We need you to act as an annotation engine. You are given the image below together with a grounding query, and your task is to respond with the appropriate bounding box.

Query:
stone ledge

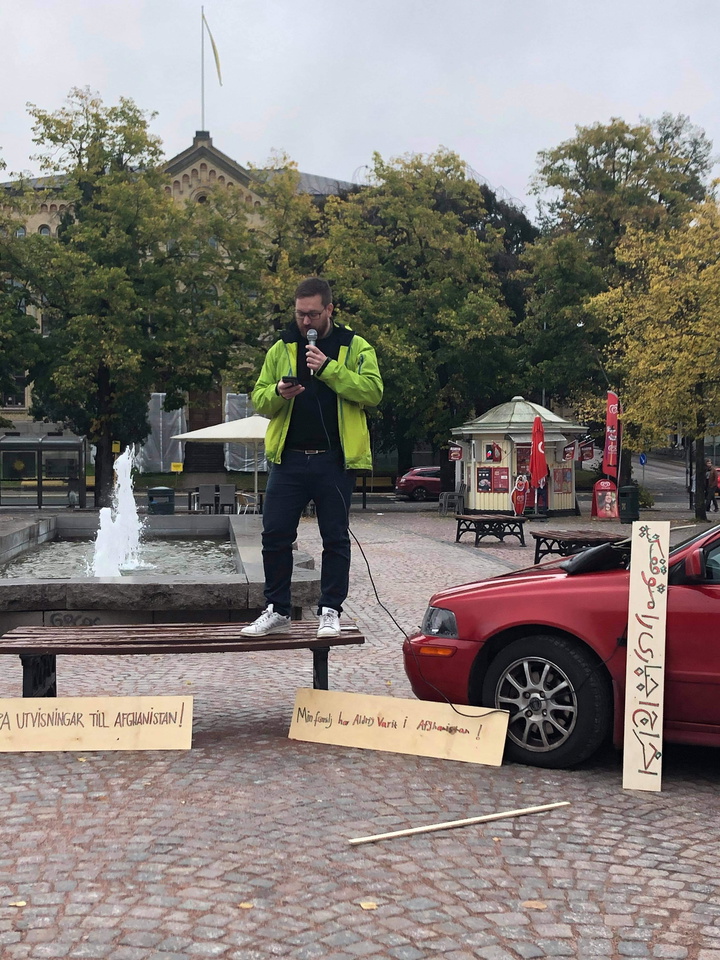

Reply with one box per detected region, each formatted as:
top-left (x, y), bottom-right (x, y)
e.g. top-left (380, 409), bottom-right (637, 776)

top-left (0, 516), bottom-right (321, 633)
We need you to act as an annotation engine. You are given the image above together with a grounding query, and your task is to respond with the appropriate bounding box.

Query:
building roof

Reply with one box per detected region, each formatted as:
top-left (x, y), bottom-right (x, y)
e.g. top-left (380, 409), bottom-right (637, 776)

top-left (451, 395), bottom-right (586, 442)
top-left (295, 172), bottom-right (356, 196)
top-left (1, 174), bottom-right (66, 193)
top-left (164, 131), bottom-right (254, 188)
top-left (165, 131), bottom-right (357, 197)
top-left (3, 131), bottom-right (359, 200)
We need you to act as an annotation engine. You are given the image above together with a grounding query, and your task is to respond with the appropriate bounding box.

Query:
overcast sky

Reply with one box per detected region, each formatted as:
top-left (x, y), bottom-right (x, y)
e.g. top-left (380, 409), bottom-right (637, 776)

top-left (2, 0), bottom-right (718, 219)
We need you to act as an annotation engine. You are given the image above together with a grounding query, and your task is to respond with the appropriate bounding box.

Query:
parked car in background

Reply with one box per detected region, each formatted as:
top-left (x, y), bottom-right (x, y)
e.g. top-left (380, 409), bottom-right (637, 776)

top-left (395, 467), bottom-right (441, 502)
top-left (403, 526), bottom-right (720, 768)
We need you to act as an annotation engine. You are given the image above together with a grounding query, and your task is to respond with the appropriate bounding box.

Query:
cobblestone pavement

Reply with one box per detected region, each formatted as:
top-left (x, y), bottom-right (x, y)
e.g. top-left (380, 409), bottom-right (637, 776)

top-left (2, 507), bottom-right (720, 960)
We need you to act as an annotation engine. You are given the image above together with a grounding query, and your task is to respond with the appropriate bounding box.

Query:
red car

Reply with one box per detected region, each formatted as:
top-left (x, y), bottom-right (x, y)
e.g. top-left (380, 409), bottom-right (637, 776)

top-left (403, 526), bottom-right (720, 768)
top-left (395, 467), bottom-right (441, 501)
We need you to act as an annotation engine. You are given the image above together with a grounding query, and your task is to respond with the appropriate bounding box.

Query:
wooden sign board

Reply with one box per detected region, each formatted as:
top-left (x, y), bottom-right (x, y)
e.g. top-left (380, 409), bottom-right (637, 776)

top-left (0, 697), bottom-right (193, 752)
top-left (622, 521), bottom-right (670, 791)
top-left (289, 689), bottom-right (508, 766)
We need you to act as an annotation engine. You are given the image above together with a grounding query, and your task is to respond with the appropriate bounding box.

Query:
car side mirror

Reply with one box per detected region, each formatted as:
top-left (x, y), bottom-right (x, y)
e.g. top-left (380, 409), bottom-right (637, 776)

top-left (685, 547), bottom-right (706, 581)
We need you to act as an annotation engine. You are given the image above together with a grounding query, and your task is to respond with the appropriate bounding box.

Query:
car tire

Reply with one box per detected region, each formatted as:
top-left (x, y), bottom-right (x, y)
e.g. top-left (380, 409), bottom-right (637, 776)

top-left (411, 487), bottom-right (428, 502)
top-left (481, 634), bottom-right (612, 769)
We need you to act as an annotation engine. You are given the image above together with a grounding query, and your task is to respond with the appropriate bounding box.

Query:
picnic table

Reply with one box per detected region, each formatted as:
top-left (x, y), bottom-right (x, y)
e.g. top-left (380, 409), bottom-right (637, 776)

top-left (531, 529), bottom-right (627, 564)
top-left (455, 514), bottom-right (526, 547)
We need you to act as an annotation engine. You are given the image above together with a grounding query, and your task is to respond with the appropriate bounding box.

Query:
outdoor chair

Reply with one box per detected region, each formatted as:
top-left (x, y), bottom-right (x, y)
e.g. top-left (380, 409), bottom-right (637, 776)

top-left (195, 484), bottom-right (217, 514)
top-left (438, 482), bottom-right (467, 517)
top-left (236, 492), bottom-right (259, 514)
top-left (217, 485), bottom-right (237, 514)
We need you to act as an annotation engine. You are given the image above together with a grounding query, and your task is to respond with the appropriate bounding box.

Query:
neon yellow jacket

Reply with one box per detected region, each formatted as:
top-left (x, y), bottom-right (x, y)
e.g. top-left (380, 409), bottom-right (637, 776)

top-left (252, 323), bottom-right (383, 470)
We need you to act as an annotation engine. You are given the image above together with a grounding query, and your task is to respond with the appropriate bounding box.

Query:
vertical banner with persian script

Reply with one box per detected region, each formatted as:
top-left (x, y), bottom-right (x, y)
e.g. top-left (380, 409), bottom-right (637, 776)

top-left (622, 521), bottom-right (670, 791)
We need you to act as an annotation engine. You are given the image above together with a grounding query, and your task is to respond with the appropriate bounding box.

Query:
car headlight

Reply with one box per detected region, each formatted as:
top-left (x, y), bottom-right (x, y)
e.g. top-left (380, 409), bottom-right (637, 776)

top-left (421, 606), bottom-right (458, 638)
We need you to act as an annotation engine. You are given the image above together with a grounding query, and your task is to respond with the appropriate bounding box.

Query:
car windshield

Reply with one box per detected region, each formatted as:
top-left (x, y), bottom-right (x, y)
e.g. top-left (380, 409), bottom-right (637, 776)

top-left (560, 522), bottom-right (720, 576)
top-left (669, 522), bottom-right (720, 553)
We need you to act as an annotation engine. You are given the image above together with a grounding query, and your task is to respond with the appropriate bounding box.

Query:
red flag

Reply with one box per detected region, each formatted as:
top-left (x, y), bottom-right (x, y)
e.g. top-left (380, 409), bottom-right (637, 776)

top-left (602, 392), bottom-right (620, 478)
top-left (529, 416), bottom-right (548, 489)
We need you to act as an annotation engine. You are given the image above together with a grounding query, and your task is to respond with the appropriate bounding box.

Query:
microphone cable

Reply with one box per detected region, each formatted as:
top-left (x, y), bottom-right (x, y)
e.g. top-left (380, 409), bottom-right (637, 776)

top-left (307, 374), bottom-right (507, 723)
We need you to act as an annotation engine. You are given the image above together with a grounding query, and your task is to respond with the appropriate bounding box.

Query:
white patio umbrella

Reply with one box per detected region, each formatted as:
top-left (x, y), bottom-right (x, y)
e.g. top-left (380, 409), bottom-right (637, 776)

top-left (172, 415), bottom-right (269, 500)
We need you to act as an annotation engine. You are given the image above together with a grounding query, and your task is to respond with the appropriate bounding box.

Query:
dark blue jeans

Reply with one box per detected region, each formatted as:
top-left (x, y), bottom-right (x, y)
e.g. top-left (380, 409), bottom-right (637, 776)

top-left (261, 449), bottom-right (356, 616)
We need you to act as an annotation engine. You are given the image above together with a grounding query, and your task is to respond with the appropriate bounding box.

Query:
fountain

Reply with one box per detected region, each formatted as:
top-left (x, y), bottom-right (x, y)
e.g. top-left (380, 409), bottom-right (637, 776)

top-left (0, 453), bottom-right (320, 636)
top-left (92, 448), bottom-right (146, 577)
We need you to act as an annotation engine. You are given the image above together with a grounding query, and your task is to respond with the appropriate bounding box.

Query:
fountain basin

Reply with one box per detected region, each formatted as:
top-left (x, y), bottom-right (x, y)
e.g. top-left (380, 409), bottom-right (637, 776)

top-left (0, 514), bottom-right (319, 635)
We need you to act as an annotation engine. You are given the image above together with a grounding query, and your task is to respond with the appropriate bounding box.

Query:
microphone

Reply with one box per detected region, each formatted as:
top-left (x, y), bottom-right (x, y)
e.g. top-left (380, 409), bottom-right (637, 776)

top-left (306, 328), bottom-right (317, 375)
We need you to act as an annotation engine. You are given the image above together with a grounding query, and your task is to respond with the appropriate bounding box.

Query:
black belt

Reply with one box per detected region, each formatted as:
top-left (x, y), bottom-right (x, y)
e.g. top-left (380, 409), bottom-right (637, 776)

top-left (287, 448), bottom-right (329, 455)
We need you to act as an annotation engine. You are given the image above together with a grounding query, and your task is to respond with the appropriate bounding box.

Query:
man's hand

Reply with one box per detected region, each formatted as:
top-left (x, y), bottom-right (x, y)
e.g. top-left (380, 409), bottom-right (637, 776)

top-left (277, 380), bottom-right (304, 400)
top-left (306, 342), bottom-right (327, 374)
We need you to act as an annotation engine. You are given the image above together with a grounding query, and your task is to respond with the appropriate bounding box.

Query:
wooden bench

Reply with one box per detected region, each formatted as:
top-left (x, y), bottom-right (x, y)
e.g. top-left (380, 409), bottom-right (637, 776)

top-left (531, 529), bottom-right (627, 564)
top-left (455, 514), bottom-right (526, 547)
top-left (0, 622), bottom-right (364, 698)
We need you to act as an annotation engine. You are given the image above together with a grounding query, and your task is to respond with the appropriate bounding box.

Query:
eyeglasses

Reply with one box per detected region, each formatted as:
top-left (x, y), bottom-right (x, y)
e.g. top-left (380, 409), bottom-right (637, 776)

top-left (295, 309), bottom-right (325, 321)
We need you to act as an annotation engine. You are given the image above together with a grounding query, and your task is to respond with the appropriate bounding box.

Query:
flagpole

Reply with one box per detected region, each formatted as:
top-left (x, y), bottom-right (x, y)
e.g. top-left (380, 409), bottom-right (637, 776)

top-left (201, 5), bottom-right (205, 130)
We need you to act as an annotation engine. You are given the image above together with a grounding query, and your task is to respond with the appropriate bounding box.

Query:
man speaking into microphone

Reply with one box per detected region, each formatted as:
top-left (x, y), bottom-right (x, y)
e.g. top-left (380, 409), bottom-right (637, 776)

top-left (242, 277), bottom-right (383, 639)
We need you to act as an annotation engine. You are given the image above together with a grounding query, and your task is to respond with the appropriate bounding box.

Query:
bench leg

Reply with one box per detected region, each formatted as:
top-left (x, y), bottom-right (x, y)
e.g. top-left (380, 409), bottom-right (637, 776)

top-left (20, 654), bottom-right (57, 698)
top-left (312, 647), bottom-right (329, 690)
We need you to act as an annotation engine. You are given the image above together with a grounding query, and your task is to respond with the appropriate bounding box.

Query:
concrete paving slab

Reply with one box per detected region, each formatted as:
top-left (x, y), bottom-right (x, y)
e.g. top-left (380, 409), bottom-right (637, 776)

top-left (0, 507), bottom-right (718, 960)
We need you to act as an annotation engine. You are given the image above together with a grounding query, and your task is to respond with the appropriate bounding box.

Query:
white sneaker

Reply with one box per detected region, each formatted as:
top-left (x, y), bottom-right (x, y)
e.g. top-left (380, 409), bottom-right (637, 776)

top-left (240, 604), bottom-right (292, 637)
top-left (317, 607), bottom-right (341, 639)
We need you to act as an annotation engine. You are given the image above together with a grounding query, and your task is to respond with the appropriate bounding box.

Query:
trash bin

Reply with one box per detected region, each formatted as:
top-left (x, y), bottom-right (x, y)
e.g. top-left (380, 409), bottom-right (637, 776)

top-left (147, 486), bottom-right (175, 515)
top-left (618, 485), bottom-right (640, 523)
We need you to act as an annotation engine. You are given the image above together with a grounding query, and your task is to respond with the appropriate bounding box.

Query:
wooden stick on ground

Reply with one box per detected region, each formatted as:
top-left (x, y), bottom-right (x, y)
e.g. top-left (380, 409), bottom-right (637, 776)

top-left (348, 800), bottom-right (570, 846)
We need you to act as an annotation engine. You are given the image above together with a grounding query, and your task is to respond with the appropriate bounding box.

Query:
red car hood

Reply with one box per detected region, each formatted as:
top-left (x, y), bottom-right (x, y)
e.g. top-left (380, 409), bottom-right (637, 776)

top-left (428, 561), bottom-right (572, 606)
top-left (427, 561), bottom-right (631, 650)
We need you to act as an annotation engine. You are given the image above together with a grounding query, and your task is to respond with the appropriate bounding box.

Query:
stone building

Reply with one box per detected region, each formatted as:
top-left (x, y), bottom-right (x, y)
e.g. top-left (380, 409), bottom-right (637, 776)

top-left (0, 130), bottom-right (354, 446)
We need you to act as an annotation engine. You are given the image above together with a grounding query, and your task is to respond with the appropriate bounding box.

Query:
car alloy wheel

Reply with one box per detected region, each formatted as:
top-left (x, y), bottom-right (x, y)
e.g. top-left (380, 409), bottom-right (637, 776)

top-left (411, 486), bottom-right (428, 501)
top-left (481, 634), bottom-right (612, 768)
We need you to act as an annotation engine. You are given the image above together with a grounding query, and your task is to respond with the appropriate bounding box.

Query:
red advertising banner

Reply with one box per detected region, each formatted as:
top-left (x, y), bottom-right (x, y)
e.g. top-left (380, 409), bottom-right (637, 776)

top-left (516, 444), bottom-right (531, 476)
top-left (563, 442), bottom-right (576, 461)
top-left (602, 391), bottom-right (621, 478)
top-left (591, 478), bottom-right (619, 519)
top-left (492, 467), bottom-right (509, 493)
top-left (448, 445), bottom-right (463, 461)
top-left (579, 440), bottom-right (595, 462)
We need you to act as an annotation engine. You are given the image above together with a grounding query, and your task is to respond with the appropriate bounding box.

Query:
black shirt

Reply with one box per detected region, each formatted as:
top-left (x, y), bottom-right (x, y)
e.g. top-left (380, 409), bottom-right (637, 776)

top-left (284, 326), bottom-right (342, 451)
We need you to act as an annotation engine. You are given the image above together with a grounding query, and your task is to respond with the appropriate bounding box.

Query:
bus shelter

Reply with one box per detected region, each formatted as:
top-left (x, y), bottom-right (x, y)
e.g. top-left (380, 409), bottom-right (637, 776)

top-left (0, 435), bottom-right (87, 509)
top-left (450, 396), bottom-right (586, 516)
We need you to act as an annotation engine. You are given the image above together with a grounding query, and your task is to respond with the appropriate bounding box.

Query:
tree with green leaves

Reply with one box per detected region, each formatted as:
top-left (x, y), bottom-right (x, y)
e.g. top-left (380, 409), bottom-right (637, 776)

top-left (1, 154), bottom-right (43, 427)
top-left (246, 155), bottom-right (327, 332)
top-left (591, 199), bottom-right (720, 518)
top-left (520, 114), bottom-right (714, 413)
top-left (0, 197), bottom-right (42, 427)
top-left (320, 149), bottom-right (514, 471)
top-left (224, 151), bottom-right (536, 473)
top-left (0, 88), bottom-right (258, 505)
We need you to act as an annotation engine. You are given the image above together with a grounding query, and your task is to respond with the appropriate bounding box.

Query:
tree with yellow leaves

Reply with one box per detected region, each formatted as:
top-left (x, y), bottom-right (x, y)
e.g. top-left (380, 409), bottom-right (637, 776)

top-left (591, 199), bottom-right (720, 518)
